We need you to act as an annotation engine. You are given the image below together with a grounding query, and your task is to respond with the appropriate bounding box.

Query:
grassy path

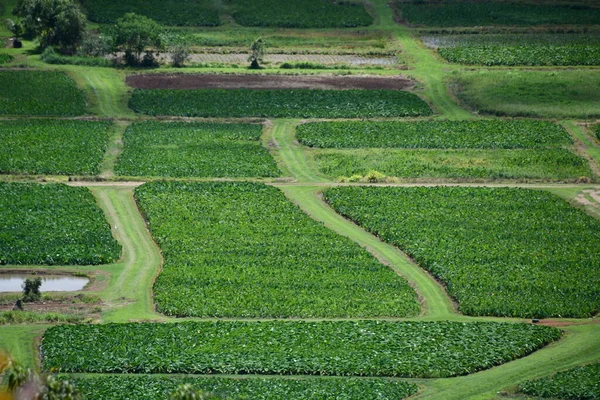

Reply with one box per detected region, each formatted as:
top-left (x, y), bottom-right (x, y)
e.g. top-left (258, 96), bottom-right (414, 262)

top-left (0, 325), bottom-right (49, 368)
top-left (99, 121), bottom-right (128, 178)
top-left (280, 185), bottom-right (455, 319)
top-left (90, 186), bottom-right (164, 322)
top-left (562, 120), bottom-right (600, 177)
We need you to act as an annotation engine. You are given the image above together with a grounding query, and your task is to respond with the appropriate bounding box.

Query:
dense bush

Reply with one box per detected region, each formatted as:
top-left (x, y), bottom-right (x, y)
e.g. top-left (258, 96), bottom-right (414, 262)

top-left (115, 121), bottom-right (279, 178)
top-left (519, 363), bottom-right (600, 399)
top-left (42, 320), bottom-right (561, 377)
top-left (324, 186), bottom-right (600, 318)
top-left (0, 54), bottom-right (13, 64)
top-left (135, 181), bottom-right (419, 318)
top-left (0, 183), bottom-right (121, 265)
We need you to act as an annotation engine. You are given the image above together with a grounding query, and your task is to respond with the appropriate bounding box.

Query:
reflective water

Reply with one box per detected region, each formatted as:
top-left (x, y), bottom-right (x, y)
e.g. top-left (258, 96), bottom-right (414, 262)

top-left (0, 275), bottom-right (89, 292)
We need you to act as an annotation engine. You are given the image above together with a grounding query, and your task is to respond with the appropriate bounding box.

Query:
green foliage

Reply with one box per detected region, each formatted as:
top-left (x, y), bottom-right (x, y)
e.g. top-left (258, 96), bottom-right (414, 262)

top-left (13, 0), bottom-right (87, 53)
top-left (324, 186), bottom-right (600, 318)
top-left (41, 320), bottom-right (561, 377)
top-left (69, 374), bottom-right (418, 400)
top-left (0, 183), bottom-right (121, 265)
top-left (135, 181), bottom-right (419, 318)
top-left (314, 148), bottom-right (592, 181)
top-left (519, 362), bottom-right (600, 399)
top-left (115, 121), bottom-right (279, 178)
top-left (169, 384), bottom-right (220, 400)
top-left (0, 311), bottom-right (84, 325)
top-left (22, 277), bottom-right (42, 302)
top-left (248, 37), bottom-right (265, 69)
top-left (0, 119), bottom-right (112, 175)
top-left (455, 70), bottom-right (600, 118)
top-left (42, 47), bottom-right (112, 67)
top-left (81, 0), bottom-right (220, 26)
top-left (113, 13), bottom-right (162, 65)
top-left (129, 89), bottom-right (432, 118)
top-left (229, 0), bottom-right (373, 28)
top-left (397, 1), bottom-right (600, 26)
top-left (0, 53), bottom-right (13, 64)
top-left (297, 120), bottom-right (572, 149)
top-left (0, 71), bottom-right (86, 116)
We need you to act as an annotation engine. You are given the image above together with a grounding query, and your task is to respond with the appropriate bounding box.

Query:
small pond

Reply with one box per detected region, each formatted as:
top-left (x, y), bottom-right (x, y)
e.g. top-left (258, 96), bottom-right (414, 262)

top-left (0, 275), bottom-right (89, 292)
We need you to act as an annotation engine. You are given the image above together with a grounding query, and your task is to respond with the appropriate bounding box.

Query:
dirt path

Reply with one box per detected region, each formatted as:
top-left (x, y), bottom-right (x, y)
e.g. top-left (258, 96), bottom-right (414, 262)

top-left (126, 73), bottom-right (416, 90)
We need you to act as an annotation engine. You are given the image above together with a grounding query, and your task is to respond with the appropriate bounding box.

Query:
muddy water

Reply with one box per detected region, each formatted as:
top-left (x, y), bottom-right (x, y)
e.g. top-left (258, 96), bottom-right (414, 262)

top-left (0, 275), bottom-right (89, 292)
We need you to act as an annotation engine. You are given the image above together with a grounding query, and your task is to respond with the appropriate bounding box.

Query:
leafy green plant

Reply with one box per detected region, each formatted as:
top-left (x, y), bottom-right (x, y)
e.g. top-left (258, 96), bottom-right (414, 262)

top-left (0, 54), bottom-right (13, 64)
top-left (0, 119), bottom-right (113, 175)
top-left (230, 0), bottom-right (373, 28)
top-left (68, 374), bottom-right (418, 400)
top-left (0, 183), bottom-right (121, 265)
top-left (518, 362), bottom-right (600, 399)
top-left (42, 321), bottom-right (561, 377)
top-left (22, 277), bottom-right (42, 302)
top-left (135, 181), bottom-right (419, 318)
top-left (116, 121), bottom-right (279, 178)
top-left (324, 186), bottom-right (600, 318)
top-left (129, 89), bottom-right (432, 118)
top-left (296, 120), bottom-right (573, 149)
top-left (0, 71), bottom-right (86, 116)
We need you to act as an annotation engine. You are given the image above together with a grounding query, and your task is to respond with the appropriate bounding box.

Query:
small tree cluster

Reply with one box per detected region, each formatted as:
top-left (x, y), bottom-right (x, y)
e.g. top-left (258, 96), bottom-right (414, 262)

top-left (113, 13), bottom-right (162, 67)
top-left (22, 277), bottom-right (42, 302)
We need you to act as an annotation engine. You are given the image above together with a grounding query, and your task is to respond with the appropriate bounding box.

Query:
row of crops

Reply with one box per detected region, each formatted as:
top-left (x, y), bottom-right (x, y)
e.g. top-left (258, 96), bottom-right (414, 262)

top-left (129, 89), bottom-right (433, 118)
top-left (0, 183), bottom-right (121, 265)
top-left (135, 181), bottom-right (419, 317)
top-left (395, 1), bottom-right (600, 26)
top-left (518, 362), bottom-right (600, 399)
top-left (323, 186), bottom-right (600, 318)
top-left (41, 321), bottom-right (561, 377)
top-left (81, 0), bottom-right (372, 27)
top-left (68, 375), bottom-right (419, 400)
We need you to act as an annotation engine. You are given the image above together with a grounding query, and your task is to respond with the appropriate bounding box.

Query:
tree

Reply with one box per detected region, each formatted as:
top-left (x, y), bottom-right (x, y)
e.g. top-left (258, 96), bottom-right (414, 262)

top-left (22, 277), bottom-right (42, 302)
top-left (113, 13), bottom-right (162, 66)
top-left (4, 18), bottom-right (23, 48)
top-left (248, 37), bottom-right (265, 69)
top-left (13, 0), bottom-right (87, 54)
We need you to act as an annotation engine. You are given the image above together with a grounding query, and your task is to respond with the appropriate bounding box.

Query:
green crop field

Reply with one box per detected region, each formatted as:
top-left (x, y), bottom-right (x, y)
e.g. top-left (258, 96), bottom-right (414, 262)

top-left (313, 148), bottom-right (592, 181)
top-left (135, 181), bottom-right (419, 317)
top-left (129, 89), bottom-right (432, 118)
top-left (69, 375), bottom-right (418, 400)
top-left (115, 121), bottom-right (280, 178)
top-left (324, 186), bottom-right (600, 318)
top-left (297, 120), bottom-right (573, 149)
top-left (0, 119), bottom-right (112, 175)
top-left (42, 321), bottom-right (561, 377)
top-left (395, 1), bottom-right (600, 26)
top-left (81, 0), bottom-right (220, 26)
top-left (0, 183), bottom-right (121, 265)
top-left (228, 0), bottom-right (373, 28)
top-left (0, 71), bottom-right (87, 116)
top-left (518, 362), bottom-right (600, 399)
top-left (454, 70), bottom-right (600, 118)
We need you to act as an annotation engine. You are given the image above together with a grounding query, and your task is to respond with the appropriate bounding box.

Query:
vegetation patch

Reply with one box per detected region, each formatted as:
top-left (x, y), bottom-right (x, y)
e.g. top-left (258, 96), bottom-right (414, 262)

top-left (0, 119), bottom-right (112, 175)
top-left (518, 362), bottom-right (600, 399)
top-left (0, 71), bottom-right (86, 116)
top-left (323, 186), bottom-right (600, 318)
top-left (69, 375), bottom-right (418, 400)
top-left (129, 89), bottom-right (432, 118)
top-left (0, 183), bottom-right (121, 265)
top-left (81, 0), bottom-right (220, 26)
top-left (314, 148), bottom-right (591, 181)
top-left (0, 53), bottom-right (13, 64)
top-left (135, 181), bottom-right (419, 318)
top-left (297, 120), bottom-right (572, 149)
top-left (42, 320), bottom-right (561, 377)
top-left (395, 1), bottom-right (600, 26)
top-left (115, 121), bottom-right (279, 178)
top-left (454, 70), bottom-right (600, 118)
top-left (229, 0), bottom-right (373, 28)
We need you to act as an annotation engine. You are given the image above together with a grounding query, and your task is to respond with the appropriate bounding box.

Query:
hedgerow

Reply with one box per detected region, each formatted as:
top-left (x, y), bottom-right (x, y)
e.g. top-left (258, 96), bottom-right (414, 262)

top-left (296, 120), bottom-right (572, 149)
top-left (115, 121), bottom-right (279, 178)
top-left (42, 320), bottom-right (561, 377)
top-left (0, 183), bottom-right (121, 265)
top-left (128, 89), bottom-right (432, 118)
top-left (81, 0), bottom-right (220, 26)
top-left (518, 362), bottom-right (600, 399)
top-left (134, 181), bottom-right (419, 318)
top-left (0, 71), bottom-right (86, 116)
top-left (324, 186), bottom-right (600, 318)
top-left (69, 375), bottom-right (418, 400)
top-left (229, 0), bottom-right (373, 28)
top-left (0, 119), bottom-right (112, 175)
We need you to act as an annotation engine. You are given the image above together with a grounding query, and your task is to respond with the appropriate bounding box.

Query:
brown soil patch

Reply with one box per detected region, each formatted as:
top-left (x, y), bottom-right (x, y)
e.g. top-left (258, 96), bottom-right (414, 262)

top-left (126, 73), bottom-right (416, 91)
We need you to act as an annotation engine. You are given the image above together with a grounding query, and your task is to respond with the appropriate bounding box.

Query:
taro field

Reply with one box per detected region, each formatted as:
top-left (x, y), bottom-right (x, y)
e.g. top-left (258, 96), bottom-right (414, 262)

top-left (2, 1), bottom-right (600, 399)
